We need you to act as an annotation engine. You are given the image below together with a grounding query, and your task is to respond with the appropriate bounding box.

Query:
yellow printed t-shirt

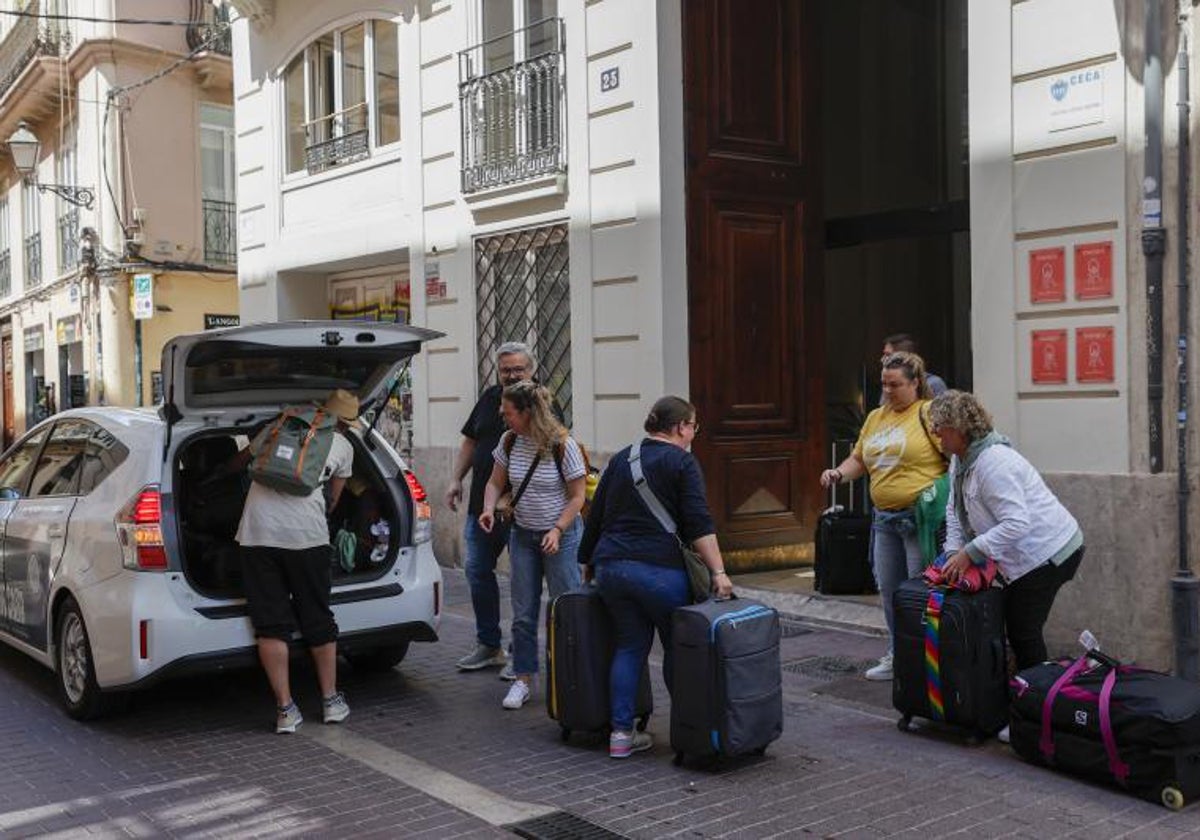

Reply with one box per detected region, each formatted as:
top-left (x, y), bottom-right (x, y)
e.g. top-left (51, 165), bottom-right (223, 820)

top-left (853, 400), bottom-right (946, 511)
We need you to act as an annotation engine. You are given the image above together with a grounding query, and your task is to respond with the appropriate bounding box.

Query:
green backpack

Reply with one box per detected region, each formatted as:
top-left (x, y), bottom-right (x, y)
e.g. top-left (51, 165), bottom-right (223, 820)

top-left (248, 406), bottom-right (337, 495)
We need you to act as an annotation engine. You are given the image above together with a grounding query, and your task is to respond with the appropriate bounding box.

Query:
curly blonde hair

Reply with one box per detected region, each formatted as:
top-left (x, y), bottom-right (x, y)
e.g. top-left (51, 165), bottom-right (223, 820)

top-left (927, 390), bottom-right (994, 443)
top-left (882, 351), bottom-right (932, 400)
top-left (502, 380), bottom-right (567, 455)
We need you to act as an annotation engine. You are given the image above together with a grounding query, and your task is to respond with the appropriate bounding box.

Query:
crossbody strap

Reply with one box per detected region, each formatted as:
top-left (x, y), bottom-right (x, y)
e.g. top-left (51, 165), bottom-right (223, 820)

top-left (629, 439), bottom-right (678, 535)
top-left (507, 433), bottom-right (543, 510)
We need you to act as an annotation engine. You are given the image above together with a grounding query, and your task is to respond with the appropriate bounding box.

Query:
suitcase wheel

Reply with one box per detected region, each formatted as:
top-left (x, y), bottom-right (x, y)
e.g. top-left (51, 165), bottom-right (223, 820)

top-left (636, 714), bottom-right (650, 733)
top-left (753, 746), bottom-right (767, 757)
top-left (1161, 786), bottom-right (1185, 811)
top-left (897, 715), bottom-right (913, 733)
top-left (559, 726), bottom-right (571, 743)
top-left (672, 751), bottom-right (684, 767)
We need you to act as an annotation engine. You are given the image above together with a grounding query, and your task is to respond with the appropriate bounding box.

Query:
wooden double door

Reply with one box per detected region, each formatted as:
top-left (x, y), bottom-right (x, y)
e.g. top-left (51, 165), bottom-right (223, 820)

top-left (683, 0), bottom-right (824, 552)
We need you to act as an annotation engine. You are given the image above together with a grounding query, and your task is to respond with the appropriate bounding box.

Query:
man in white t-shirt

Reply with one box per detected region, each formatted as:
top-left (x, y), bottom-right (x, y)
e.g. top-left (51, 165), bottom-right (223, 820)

top-left (235, 389), bottom-right (356, 733)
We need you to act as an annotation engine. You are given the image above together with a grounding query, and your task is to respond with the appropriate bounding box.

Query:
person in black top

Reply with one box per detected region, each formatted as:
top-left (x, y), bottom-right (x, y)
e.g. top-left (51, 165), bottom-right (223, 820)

top-left (445, 342), bottom-right (539, 672)
top-left (578, 395), bottom-right (733, 759)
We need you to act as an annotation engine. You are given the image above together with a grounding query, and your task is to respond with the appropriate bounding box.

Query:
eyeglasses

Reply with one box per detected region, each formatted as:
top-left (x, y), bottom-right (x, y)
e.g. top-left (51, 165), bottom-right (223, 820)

top-left (499, 365), bottom-right (528, 376)
top-left (683, 419), bottom-right (701, 434)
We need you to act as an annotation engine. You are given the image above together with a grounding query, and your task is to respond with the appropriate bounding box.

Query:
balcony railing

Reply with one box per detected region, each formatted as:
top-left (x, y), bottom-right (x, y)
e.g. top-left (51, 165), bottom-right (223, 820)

top-left (24, 232), bottom-right (40, 287)
top-left (203, 198), bottom-right (237, 264)
top-left (0, 249), bottom-right (10, 297)
top-left (0, 0), bottom-right (70, 102)
top-left (187, 3), bottom-right (231, 56)
top-left (57, 208), bottom-right (77, 272)
top-left (459, 19), bottom-right (566, 194)
top-left (303, 103), bottom-right (370, 174)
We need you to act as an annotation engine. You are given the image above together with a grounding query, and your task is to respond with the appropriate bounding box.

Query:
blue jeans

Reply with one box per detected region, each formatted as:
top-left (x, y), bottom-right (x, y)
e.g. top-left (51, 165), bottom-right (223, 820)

top-left (596, 560), bottom-right (689, 732)
top-left (872, 510), bottom-right (924, 644)
top-left (464, 517), bottom-right (510, 649)
top-left (509, 519), bottom-right (583, 675)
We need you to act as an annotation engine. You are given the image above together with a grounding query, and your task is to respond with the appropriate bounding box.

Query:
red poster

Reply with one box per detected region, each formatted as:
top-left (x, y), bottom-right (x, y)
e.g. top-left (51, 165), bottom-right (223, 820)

top-left (1076, 326), bottom-right (1115, 383)
top-left (1074, 241), bottom-right (1113, 300)
top-left (1031, 330), bottom-right (1068, 385)
top-left (1029, 247), bottom-right (1066, 303)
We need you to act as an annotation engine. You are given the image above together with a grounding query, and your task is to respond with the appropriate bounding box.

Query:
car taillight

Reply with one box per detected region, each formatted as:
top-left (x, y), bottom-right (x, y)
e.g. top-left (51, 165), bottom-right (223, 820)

top-left (404, 470), bottom-right (433, 544)
top-left (116, 485), bottom-right (169, 571)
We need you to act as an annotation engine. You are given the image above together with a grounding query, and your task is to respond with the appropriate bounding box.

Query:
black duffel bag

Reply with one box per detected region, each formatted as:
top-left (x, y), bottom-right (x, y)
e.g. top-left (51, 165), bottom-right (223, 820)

top-left (1009, 651), bottom-right (1200, 810)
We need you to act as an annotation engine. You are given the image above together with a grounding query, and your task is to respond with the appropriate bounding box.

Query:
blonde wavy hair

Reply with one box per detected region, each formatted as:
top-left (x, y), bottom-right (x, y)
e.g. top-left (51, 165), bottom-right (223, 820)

top-left (882, 351), bottom-right (933, 400)
top-left (927, 390), bottom-right (995, 443)
top-left (502, 380), bottom-right (567, 455)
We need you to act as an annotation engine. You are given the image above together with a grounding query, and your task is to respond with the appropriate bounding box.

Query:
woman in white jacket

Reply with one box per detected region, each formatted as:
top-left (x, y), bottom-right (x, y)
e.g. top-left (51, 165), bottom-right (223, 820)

top-left (927, 390), bottom-right (1085, 671)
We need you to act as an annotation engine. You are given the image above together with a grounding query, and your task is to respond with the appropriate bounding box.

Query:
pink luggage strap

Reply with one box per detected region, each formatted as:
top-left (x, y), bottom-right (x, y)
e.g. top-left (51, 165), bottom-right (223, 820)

top-left (1098, 666), bottom-right (1131, 786)
top-left (1039, 655), bottom-right (1130, 787)
top-left (1039, 656), bottom-right (1091, 760)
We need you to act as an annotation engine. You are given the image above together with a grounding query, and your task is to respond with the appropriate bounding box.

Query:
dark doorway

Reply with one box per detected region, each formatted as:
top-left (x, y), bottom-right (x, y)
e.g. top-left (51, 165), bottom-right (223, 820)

top-left (820, 0), bottom-right (971, 443)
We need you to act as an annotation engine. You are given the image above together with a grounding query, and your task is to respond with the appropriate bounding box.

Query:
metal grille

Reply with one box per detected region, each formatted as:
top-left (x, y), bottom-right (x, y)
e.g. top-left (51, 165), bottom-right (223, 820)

top-left (305, 128), bottom-right (369, 174)
top-left (475, 223), bottom-right (571, 425)
top-left (202, 199), bottom-right (237, 264)
top-left (507, 811), bottom-right (628, 840)
top-left (459, 19), bottom-right (566, 193)
top-left (57, 208), bottom-right (77, 272)
top-left (0, 249), bottom-right (10, 297)
top-left (24, 232), bottom-right (40, 287)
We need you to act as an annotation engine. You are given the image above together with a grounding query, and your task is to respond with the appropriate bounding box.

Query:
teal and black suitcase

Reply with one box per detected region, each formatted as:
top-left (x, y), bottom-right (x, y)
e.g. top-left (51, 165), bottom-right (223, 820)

top-left (669, 598), bottom-right (783, 766)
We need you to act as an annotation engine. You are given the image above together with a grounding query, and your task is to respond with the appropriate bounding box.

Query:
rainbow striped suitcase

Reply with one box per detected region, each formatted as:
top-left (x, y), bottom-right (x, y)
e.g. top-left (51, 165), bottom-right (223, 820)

top-left (892, 579), bottom-right (1008, 741)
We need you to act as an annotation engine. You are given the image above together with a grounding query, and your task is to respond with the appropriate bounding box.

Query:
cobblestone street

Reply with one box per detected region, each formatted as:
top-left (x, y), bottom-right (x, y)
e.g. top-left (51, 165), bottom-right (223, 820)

top-left (0, 570), bottom-right (1197, 839)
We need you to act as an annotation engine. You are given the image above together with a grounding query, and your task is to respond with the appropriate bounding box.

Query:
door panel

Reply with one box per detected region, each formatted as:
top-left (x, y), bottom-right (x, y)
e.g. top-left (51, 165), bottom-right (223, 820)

top-left (685, 0), bottom-right (822, 551)
top-left (3, 498), bottom-right (74, 650)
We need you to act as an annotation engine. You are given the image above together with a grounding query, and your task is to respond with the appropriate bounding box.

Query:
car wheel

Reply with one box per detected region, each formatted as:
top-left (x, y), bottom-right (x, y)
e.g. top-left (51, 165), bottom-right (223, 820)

top-left (56, 598), bottom-right (124, 720)
top-left (346, 642), bottom-right (410, 673)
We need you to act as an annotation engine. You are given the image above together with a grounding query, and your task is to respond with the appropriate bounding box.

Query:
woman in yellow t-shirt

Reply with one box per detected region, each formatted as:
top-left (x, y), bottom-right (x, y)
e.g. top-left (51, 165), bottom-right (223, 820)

top-left (819, 351), bottom-right (946, 681)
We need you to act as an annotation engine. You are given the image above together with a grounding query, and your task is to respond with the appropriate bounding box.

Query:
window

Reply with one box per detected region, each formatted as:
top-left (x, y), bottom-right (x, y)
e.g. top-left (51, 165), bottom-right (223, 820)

top-left (77, 425), bottom-right (130, 495)
top-left (478, 0), bottom-right (557, 74)
top-left (29, 419), bottom-right (93, 497)
top-left (0, 198), bottom-right (10, 296)
top-left (56, 124), bottom-right (78, 273)
top-left (475, 223), bottom-right (571, 424)
top-left (0, 426), bottom-right (48, 499)
top-left (282, 19), bottom-right (401, 175)
top-left (23, 180), bottom-right (40, 286)
top-left (201, 104), bottom-right (237, 264)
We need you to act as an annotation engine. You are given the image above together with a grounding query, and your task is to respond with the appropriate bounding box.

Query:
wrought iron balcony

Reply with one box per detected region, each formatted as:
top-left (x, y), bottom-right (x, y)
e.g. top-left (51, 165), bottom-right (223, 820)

top-left (0, 0), bottom-right (70, 102)
top-left (0, 249), bottom-right (10, 298)
top-left (187, 3), bottom-right (232, 56)
top-left (459, 19), bottom-right (566, 194)
top-left (302, 103), bottom-right (370, 174)
top-left (203, 198), bottom-right (237, 264)
top-left (24, 232), bottom-right (41, 287)
top-left (57, 208), bottom-right (77, 272)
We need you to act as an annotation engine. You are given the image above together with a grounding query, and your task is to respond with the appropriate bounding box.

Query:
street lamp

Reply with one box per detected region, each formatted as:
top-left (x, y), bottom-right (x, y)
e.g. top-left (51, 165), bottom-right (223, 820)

top-left (5, 121), bottom-right (95, 210)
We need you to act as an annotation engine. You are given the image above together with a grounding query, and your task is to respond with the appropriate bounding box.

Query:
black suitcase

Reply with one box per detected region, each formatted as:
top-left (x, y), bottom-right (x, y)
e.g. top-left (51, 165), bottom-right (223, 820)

top-left (892, 578), bottom-right (1008, 740)
top-left (670, 598), bottom-right (783, 765)
top-left (546, 587), bottom-right (652, 741)
top-left (1009, 651), bottom-right (1200, 810)
top-left (815, 442), bottom-right (875, 595)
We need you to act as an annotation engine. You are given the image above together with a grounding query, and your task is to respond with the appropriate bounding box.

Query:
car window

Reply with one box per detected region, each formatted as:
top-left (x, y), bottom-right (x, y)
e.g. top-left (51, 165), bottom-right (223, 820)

top-left (77, 425), bottom-right (131, 495)
top-left (29, 420), bottom-right (94, 498)
top-left (0, 426), bottom-right (49, 499)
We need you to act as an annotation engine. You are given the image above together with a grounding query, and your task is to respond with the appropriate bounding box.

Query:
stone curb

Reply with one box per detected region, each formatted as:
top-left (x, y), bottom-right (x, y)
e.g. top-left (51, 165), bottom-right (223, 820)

top-left (734, 583), bottom-right (888, 637)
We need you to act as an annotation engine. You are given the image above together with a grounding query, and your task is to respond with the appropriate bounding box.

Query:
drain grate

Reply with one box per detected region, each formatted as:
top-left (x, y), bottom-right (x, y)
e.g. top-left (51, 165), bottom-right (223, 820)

top-left (779, 618), bottom-right (813, 638)
top-left (507, 811), bottom-right (628, 840)
top-left (783, 655), bottom-right (877, 680)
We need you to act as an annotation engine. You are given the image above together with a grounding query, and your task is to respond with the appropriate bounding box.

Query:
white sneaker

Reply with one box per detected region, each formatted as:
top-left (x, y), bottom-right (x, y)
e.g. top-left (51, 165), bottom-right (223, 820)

top-left (502, 680), bottom-right (531, 709)
top-left (997, 724), bottom-right (1011, 744)
top-left (864, 653), bottom-right (894, 681)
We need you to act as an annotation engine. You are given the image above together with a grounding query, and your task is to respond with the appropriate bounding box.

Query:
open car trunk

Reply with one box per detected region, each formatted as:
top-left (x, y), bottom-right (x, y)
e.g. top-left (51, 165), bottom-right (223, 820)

top-left (173, 427), bottom-right (409, 600)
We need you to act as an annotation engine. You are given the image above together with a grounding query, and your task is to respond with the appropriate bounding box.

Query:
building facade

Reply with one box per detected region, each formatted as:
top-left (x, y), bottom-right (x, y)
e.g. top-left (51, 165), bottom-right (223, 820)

top-left (227, 0), bottom-right (1198, 671)
top-left (0, 0), bottom-right (239, 446)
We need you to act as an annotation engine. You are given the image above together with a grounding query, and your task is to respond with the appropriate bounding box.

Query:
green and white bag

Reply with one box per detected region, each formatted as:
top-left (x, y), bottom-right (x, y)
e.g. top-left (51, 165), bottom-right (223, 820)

top-left (248, 406), bottom-right (337, 495)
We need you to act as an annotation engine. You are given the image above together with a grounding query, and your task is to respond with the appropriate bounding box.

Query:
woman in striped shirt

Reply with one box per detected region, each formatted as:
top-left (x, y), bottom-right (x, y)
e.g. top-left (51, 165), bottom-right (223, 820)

top-left (479, 381), bottom-right (586, 709)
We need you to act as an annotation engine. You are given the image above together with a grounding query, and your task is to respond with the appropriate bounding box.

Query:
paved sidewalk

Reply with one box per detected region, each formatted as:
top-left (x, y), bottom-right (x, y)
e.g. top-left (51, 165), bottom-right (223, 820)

top-left (0, 568), bottom-right (1196, 838)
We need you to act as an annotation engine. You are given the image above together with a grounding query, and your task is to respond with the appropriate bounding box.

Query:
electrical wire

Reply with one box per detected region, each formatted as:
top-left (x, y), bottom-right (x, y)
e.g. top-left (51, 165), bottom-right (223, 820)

top-left (0, 9), bottom-right (216, 26)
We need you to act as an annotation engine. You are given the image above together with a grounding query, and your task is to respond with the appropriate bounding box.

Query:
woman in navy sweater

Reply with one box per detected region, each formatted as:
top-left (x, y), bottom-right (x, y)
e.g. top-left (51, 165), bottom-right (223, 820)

top-left (579, 395), bottom-right (733, 759)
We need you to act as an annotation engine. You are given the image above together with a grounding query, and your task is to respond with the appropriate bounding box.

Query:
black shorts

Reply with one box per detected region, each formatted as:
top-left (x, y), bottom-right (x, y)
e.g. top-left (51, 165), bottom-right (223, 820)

top-left (241, 544), bottom-right (338, 645)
